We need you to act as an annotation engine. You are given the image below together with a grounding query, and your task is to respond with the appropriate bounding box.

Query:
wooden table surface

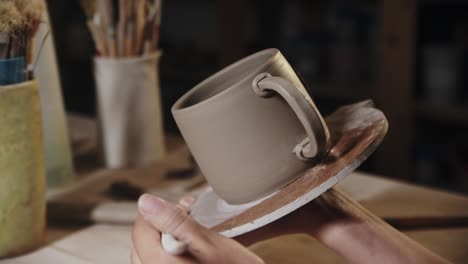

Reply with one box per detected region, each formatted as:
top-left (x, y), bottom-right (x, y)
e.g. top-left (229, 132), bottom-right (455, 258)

top-left (4, 170), bottom-right (468, 264)
top-left (3, 115), bottom-right (468, 263)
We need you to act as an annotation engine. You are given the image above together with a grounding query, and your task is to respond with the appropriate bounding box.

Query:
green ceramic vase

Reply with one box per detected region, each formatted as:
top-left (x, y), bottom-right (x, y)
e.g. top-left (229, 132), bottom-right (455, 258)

top-left (0, 80), bottom-right (46, 258)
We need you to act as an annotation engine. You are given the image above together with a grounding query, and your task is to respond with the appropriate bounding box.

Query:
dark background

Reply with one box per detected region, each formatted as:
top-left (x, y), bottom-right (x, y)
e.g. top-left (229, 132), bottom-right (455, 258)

top-left (46, 0), bottom-right (468, 194)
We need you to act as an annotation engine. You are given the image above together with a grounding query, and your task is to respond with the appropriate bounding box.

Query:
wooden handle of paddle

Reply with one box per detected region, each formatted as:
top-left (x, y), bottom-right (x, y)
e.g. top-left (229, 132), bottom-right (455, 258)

top-left (312, 188), bottom-right (449, 263)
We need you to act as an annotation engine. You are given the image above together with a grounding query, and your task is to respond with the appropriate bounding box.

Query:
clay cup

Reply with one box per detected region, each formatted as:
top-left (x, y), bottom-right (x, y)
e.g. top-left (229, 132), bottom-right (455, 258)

top-left (172, 49), bottom-right (330, 204)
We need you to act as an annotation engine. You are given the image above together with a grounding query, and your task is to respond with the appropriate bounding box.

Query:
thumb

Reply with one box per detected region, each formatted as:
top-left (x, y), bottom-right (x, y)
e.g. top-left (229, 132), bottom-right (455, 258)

top-left (137, 194), bottom-right (205, 245)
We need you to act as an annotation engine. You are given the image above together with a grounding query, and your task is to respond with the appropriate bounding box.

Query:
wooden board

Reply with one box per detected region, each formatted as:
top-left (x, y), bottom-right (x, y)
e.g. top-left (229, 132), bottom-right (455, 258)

top-left (2, 225), bottom-right (132, 264)
top-left (5, 171), bottom-right (468, 263)
top-left (339, 172), bottom-right (468, 226)
top-left (6, 213), bottom-right (468, 263)
top-left (44, 131), bottom-right (210, 228)
top-left (190, 100), bottom-right (389, 237)
top-left (249, 227), bottom-right (468, 264)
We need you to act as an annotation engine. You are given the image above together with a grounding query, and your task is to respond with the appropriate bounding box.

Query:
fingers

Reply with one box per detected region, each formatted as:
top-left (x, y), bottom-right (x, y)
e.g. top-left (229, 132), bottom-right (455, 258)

top-left (137, 194), bottom-right (210, 256)
top-left (131, 249), bottom-right (142, 264)
top-left (163, 196), bottom-right (195, 255)
top-left (132, 215), bottom-right (195, 264)
top-left (134, 195), bottom-right (264, 264)
top-left (138, 194), bottom-right (193, 236)
top-left (235, 201), bottom-right (327, 246)
top-left (132, 214), bottom-right (165, 262)
top-left (178, 195), bottom-right (196, 212)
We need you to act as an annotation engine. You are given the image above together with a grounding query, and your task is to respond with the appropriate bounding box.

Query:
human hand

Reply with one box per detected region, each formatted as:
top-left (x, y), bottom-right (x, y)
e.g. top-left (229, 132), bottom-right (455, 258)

top-left (233, 200), bottom-right (328, 247)
top-left (238, 188), bottom-right (449, 264)
top-left (131, 194), bottom-right (264, 264)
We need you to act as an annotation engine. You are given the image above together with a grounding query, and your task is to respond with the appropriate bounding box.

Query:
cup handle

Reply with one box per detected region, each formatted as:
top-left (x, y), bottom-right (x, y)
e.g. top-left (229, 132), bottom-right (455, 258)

top-left (252, 73), bottom-right (330, 161)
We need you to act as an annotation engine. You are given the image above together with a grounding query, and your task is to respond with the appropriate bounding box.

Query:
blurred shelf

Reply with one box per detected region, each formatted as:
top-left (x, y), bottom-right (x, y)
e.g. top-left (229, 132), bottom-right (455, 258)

top-left (421, 0), bottom-right (468, 5)
top-left (308, 80), bottom-right (372, 101)
top-left (413, 101), bottom-right (468, 126)
top-left (161, 68), bottom-right (215, 85)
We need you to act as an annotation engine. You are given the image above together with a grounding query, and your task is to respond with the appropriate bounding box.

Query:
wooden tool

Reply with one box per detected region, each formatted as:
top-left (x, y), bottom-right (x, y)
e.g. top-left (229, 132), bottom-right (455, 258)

top-left (151, 0), bottom-right (161, 51)
top-left (87, 20), bottom-right (106, 55)
top-left (84, 0), bottom-right (162, 58)
top-left (117, 0), bottom-right (127, 56)
top-left (304, 188), bottom-right (448, 263)
top-left (98, 0), bottom-right (116, 57)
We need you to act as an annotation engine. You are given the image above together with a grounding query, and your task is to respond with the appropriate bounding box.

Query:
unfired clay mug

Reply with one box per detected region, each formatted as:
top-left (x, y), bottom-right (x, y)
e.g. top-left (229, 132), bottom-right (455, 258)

top-left (172, 49), bottom-right (330, 204)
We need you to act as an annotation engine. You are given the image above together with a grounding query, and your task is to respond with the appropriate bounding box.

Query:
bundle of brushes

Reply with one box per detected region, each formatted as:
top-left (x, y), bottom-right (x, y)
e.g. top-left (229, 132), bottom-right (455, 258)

top-left (81, 0), bottom-right (162, 58)
top-left (0, 0), bottom-right (44, 84)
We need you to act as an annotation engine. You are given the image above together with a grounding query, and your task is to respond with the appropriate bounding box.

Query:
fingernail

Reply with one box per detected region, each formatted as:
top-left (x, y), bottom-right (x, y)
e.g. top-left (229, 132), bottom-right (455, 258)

top-left (179, 196), bottom-right (196, 208)
top-left (138, 194), bottom-right (164, 217)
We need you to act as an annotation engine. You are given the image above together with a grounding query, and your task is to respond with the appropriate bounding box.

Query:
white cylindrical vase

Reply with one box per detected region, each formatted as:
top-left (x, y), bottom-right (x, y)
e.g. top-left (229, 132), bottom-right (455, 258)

top-left (95, 52), bottom-right (166, 168)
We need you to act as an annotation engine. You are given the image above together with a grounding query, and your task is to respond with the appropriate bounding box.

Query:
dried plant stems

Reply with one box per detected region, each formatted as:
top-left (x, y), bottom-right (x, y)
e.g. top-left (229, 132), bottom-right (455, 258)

top-left (0, 0), bottom-right (44, 81)
top-left (0, 1), bottom-right (22, 59)
top-left (14, 0), bottom-right (44, 66)
top-left (0, 1), bottom-right (22, 36)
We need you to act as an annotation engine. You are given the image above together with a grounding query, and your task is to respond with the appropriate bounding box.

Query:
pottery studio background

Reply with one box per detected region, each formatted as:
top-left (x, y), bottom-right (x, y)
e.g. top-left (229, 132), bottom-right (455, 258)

top-left (47, 0), bottom-right (468, 194)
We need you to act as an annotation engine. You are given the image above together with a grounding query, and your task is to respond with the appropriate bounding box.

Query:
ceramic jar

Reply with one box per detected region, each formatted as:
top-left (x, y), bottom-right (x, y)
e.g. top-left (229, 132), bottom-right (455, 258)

top-left (0, 81), bottom-right (46, 257)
